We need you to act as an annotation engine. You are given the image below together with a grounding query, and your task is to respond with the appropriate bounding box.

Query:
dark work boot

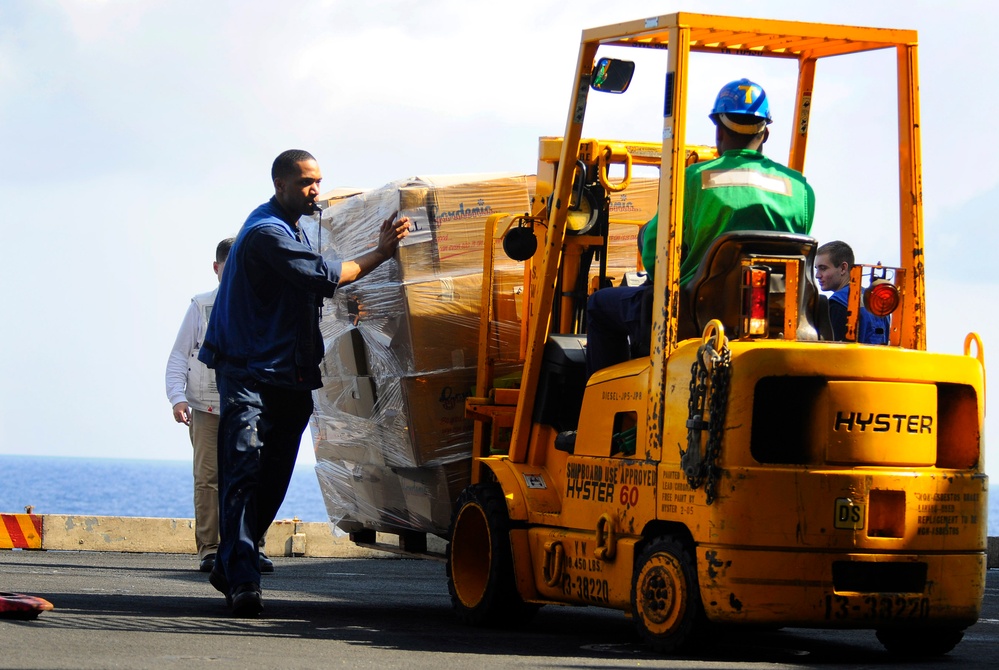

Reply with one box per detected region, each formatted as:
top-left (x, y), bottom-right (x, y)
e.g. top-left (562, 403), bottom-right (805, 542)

top-left (230, 583), bottom-right (263, 618)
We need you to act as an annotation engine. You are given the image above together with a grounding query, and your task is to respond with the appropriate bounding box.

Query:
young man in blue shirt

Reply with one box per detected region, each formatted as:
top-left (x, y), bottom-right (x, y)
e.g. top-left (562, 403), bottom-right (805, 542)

top-left (815, 240), bottom-right (889, 344)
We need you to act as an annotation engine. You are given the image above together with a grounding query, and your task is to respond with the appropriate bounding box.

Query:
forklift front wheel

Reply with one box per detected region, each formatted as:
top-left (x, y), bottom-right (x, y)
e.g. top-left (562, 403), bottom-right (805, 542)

top-left (447, 483), bottom-right (538, 627)
top-left (631, 536), bottom-right (703, 654)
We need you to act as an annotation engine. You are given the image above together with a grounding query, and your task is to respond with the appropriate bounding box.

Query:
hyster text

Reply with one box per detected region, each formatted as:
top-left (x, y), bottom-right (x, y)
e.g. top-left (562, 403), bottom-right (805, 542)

top-left (834, 412), bottom-right (932, 434)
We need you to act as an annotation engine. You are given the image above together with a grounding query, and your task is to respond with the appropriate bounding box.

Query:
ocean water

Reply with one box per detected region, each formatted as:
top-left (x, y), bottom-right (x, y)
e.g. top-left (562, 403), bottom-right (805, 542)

top-left (1, 455), bottom-right (996, 536)
top-left (0, 455), bottom-right (329, 523)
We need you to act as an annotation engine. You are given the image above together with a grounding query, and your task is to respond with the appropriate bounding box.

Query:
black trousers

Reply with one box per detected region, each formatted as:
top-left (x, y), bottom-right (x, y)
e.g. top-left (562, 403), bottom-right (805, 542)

top-left (215, 373), bottom-right (313, 590)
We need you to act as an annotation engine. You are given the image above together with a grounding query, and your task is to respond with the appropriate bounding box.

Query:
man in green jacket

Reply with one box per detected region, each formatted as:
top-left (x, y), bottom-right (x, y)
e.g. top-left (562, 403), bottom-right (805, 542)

top-left (586, 78), bottom-right (814, 376)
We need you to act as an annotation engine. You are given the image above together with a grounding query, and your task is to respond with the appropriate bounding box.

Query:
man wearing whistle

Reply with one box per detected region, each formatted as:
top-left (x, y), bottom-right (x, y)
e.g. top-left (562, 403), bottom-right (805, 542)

top-left (200, 149), bottom-right (410, 617)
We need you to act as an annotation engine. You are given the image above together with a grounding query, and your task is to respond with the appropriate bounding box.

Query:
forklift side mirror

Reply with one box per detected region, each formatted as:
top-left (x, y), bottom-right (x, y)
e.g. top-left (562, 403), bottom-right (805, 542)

top-left (591, 58), bottom-right (635, 94)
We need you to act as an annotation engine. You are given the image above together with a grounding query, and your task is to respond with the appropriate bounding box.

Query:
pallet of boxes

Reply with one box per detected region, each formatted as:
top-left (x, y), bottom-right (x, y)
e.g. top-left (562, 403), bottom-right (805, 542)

top-left (307, 174), bottom-right (530, 553)
top-left (306, 171), bottom-right (660, 554)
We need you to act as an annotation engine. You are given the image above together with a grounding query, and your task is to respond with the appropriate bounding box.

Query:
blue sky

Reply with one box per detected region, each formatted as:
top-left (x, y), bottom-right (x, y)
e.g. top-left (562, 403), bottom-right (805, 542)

top-left (0, 0), bottom-right (995, 486)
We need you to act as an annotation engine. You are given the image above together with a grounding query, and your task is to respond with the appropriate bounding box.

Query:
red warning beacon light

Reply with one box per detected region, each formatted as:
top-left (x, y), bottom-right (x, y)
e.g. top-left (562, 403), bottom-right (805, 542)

top-left (865, 277), bottom-right (901, 317)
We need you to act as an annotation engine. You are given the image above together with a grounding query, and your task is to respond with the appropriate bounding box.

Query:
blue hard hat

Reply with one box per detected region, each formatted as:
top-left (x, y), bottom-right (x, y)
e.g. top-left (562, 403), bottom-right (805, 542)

top-left (709, 78), bottom-right (772, 131)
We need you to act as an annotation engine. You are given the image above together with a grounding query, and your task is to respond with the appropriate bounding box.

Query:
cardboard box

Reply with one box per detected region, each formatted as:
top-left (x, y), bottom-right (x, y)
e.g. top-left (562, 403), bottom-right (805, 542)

top-left (385, 367), bottom-right (479, 467)
top-left (320, 375), bottom-right (376, 419)
top-left (314, 458), bottom-right (464, 535)
top-left (351, 272), bottom-right (486, 375)
top-left (312, 174), bottom-right (535, 534)
top-left (349, 463), bottom-right (409, 530)
top-left (318, 186), bottom-right (394, 259)
top-left (315, 460), bottom-right (410, 532)
top-left (314, 433), bottom-right (385, 468)
top-left (311, 373), bottom-right (383, 466)
top-left (313, 367), bottom-right (479, 469)
top-left (602, 176), bottom-right (657, 273)
top-left (393, 457), bottom-right (474, 534)
top-left (606, 176), bottom-right (659, 225)
top-left (314, 458), bottom-right (368, 528)
top-left (396, 183), bottom-right (437, 281)
top-left (493, 267), bottom-right (525, 323)
top-left (424, 174), bottom-right (531, 276)
top-left (605, 222), bottom-right (644, 271)
top-left (400, 274), bottom-right (484, 373)
top-left (395, 466), bottom-right (454, 534)
top-left (320, 328), bottom-right (368, 379)
top-left (525, 172), bottom-right (658, 224)
top-left (492, 267), bottom-right (525, 361)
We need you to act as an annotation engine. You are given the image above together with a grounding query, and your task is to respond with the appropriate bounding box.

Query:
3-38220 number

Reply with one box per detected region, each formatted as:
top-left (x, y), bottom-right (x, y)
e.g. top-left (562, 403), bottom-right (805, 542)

top-left (562, 574), bottom-right (610, 604)
top-left (824, 594), bottom-right (930, 621)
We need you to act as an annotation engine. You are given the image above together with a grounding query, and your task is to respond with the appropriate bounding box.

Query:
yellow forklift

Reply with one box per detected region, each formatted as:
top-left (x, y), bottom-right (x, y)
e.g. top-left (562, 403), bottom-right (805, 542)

top-left (448, 12), bottom-right (987, 655)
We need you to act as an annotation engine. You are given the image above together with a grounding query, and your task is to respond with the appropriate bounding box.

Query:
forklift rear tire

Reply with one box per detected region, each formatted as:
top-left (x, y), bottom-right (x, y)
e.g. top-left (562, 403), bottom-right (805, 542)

top-left (631, 536), bottom-right (703, 654)
top-left (447, 483), bottom-right (538, 627)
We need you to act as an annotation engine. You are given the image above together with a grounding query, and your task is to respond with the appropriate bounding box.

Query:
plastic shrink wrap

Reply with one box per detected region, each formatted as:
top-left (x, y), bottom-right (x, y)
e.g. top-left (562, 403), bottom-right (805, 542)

top-left (307, 174), bottom-right (529, 537)
top-left (307, 172), bottom-right (656, 538)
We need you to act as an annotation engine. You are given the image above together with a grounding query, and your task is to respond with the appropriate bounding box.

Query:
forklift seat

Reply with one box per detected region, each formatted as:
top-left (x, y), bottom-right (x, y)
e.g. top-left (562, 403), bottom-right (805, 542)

top-left (678, 230), bottom-right (830, 341)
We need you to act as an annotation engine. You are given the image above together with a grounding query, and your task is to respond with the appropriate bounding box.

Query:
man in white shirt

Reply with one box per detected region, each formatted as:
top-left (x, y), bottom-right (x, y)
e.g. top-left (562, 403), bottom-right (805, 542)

top-left (166, 238), bottom-right (273, 573)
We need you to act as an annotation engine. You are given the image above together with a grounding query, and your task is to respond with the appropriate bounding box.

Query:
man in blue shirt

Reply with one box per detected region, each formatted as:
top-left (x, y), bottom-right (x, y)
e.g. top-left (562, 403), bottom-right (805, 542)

top-left (199, 149), bottom-right (409, 616)
top-left (815, 240), bottom-right (889, 344)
